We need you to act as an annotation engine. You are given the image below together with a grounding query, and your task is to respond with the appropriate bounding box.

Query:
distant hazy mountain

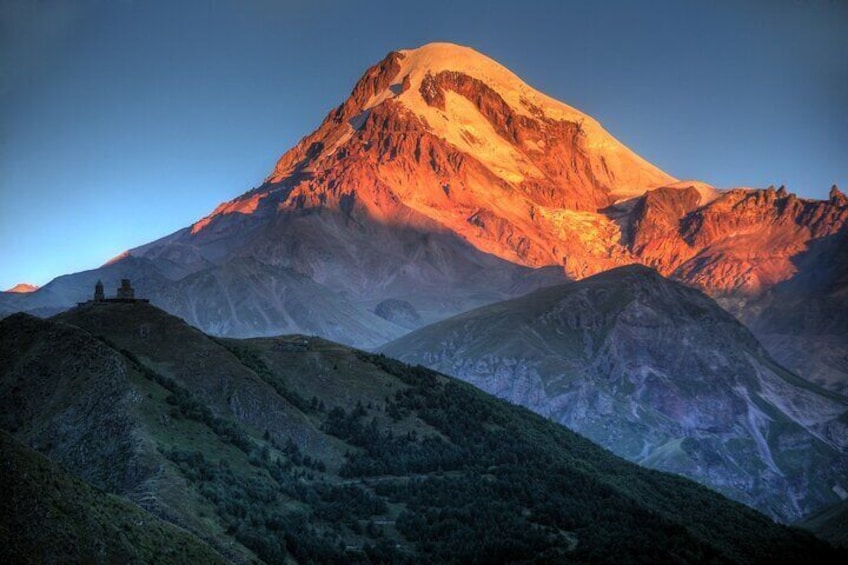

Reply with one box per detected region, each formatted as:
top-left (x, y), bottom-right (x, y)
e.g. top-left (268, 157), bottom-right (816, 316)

top-left (4, 283), bottom-right (37, 293)
top-left (382, 265), bottom-right (848, 523)
top-left (0, 302), bottom-right (841, 562)
top-left (1, 42), bottom-right (844, 384)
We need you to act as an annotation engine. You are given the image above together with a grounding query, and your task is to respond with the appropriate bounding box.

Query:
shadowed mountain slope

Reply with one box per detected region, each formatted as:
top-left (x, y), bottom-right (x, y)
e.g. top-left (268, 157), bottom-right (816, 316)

top-left (382, 265), bottom-right (848, 522)
top-left (740, 228), bottom-right (848, 394)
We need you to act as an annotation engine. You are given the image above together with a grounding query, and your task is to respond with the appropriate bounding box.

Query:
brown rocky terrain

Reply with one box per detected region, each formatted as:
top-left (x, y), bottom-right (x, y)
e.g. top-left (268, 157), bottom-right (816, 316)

top-left (625, 185), bottom-right (848, 389)
top-left (669, 186), bottom-right (847, 295)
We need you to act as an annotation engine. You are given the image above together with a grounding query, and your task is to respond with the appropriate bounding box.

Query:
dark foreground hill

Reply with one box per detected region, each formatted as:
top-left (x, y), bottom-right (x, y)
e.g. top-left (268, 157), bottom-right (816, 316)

top-left (0, 302), bottom-right (842, 563)
top-left (0, 430), bottom-right (226, 564)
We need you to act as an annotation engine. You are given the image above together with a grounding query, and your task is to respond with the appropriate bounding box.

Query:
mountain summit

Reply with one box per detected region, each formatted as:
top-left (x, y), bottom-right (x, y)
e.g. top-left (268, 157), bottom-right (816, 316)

top-left (4, 283), bottom-right (38, 293)
top-left (186, 42), bottom-right (676, 275)
top-left (264, 42), bottom-right (675, 200)
top-left (2, 43), bottom-right (845, 370)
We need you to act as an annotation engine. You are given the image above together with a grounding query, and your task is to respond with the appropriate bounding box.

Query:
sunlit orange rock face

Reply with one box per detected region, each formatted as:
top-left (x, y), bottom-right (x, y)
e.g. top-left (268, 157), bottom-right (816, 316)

top-left (159, 38), bottom-right (848, 366)
top-left (4, 42), bottom-right (842, 373)
top-left (625, 185), bottom-right (848, 296)
top-left (4, 283), bottom-right (38, 294)
top-left (199, 43), bottom-right (674, 279)
top-left (193, 42), bottom-right (845, 301)
top-left (673, 187), bottom-right (848, 295)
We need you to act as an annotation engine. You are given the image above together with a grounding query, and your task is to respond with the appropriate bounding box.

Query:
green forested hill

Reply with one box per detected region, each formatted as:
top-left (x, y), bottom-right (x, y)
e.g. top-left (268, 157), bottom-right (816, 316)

top-left (0, 302), bottom-right (842, 563)
top-left (0, 430), bottom-right (226, 564)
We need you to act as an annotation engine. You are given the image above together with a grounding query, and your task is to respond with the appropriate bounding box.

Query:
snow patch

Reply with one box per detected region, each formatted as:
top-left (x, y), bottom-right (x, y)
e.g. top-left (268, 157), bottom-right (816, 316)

top-left (364, 42), bottom-right (675, 195)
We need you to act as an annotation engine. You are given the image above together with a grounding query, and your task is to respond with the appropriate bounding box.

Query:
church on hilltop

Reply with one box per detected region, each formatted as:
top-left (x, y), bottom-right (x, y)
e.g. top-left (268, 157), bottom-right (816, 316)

top-left (79, 279), bottom-right (149, 305)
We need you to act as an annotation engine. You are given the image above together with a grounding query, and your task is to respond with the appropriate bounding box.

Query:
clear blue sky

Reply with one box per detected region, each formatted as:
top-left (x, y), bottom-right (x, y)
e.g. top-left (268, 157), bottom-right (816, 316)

top-left (1, 0), bottom-right (846, 290)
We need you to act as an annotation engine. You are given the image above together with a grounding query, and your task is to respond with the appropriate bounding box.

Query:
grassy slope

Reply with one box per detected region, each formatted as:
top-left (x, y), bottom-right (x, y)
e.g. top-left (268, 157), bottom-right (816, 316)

top-left (0, 430), bottom-right (226, 564)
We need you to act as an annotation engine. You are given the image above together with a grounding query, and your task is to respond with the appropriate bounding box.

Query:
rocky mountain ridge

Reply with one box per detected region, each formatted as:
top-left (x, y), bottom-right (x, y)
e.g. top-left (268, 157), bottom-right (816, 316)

top-left (382, 265), bottom-right (848, 523)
